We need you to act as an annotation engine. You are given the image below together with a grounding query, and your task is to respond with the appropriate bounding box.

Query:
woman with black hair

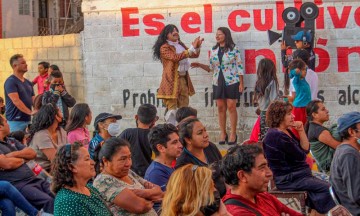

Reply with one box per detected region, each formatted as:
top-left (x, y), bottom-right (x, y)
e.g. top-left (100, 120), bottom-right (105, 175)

top-left (66, 103), bottom-right (92, 148)
top-left (29, 103), bottom-right (67, 172)
top-left (93, 137), bottom-right (162, 215)
top-left (52, 142), bottom-right (112, 216)
top-left (191, 27), bottom-right (245, 145)
top-left (152, 24), bottom-right (203, 125)
top-left (175, 117), bottom-right (225, 197)
top-left (305, 100), bottom-right (341, 173)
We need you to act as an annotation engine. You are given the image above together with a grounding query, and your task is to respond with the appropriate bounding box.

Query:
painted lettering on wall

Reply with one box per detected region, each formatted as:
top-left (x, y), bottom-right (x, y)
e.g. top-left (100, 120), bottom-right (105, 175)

top-left (121, 86), bottom-right (358, 108)
top-left (120, 1), bottom-right (360, 74)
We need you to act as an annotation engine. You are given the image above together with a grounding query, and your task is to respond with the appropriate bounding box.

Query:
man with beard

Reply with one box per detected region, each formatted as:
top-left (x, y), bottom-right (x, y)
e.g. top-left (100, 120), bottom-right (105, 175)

top-left (152, 24), bottom-right (203, 125)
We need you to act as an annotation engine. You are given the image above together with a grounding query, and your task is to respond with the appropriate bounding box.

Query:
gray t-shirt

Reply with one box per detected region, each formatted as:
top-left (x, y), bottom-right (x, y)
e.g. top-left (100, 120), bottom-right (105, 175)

top-left (330, 144), bottom-right (360, 215)
top-left (30, 128), bottom-right (67, 171)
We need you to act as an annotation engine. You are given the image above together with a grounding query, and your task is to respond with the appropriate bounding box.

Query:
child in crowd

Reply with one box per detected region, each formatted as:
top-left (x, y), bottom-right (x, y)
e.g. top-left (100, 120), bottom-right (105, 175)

top-left (253, 58), bottom-right (280, 141)
top-left (32, 61), bottom-right (50, 94)
top-left (289, 49), bottom-right (319, 100)
top-left (281, 30), bottom-right (315, 71)
top-left (66, 103), bottom-right (92, 148)
top-left (49, 64), bottom-right (60, 73)
top-left (48, 70), bottom-right (76, 127)
top-left (0, 96), bottom-right (5, 115)
top-left (288, 59), bottom-right (311, 126)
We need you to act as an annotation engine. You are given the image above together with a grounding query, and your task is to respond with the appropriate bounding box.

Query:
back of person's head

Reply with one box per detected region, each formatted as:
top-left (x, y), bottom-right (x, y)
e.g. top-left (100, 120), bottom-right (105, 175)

top-left (148, 124), bottom-right (178, 156)
top-left (292, 49), bottom-right (310, 66)
top-left (288, 58), bottom-right (306, 71)
top-left (65, 103), bottom-right (91, 133)
top-left (29, 103), bottom-right (58, 141)
top-left (49, 70), bottom-right (63, 80)
top-left (33, 93), bottom-right (43, 112)
top-left (94, 137), bottom-right (130, 174)
top-left (51, 142), bottom-right (83, 194)
top-left (177, 117), bottom-right (200, 148)
top-left (9, 131), bottom-right (26, 144)
top-left (49, 64), bottom-right (60, 71)
top-left (136, 104), bottom-right (158, 125)
top-left (38, 61), bottom-right (50, 69)
top-left (161, 164), bottom-right (214, 216)
top-left (255, 58), bottom-right (279, 99)
top-left (0, 96), bottom-right (4, 104)
top-left (176, 107), bottom-right (198, 122)
top-left (266, 100), bottom-right (293, 128)
top-left (42, 91), bottom-right (59, 105)
top-left (9, 54), bottom-right (23, 67)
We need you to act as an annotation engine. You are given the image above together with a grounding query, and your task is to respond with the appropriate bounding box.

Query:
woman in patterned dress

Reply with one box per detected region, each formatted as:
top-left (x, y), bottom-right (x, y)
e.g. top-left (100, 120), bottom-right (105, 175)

top-left (93, 137), bottom-right (163, 216)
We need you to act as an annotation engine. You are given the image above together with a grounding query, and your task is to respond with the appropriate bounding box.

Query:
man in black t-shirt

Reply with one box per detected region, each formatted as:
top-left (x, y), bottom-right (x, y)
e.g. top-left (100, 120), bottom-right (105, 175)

top-left (4, 54), bottom-right (35, 132)
top-left (119, 104), bottom-right (159, 177)
top-left (0, 115), bottom-right (54, 214)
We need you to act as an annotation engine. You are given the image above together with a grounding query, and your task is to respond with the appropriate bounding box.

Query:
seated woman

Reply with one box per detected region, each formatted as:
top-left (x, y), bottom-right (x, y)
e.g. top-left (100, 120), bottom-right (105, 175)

top-left (263, 100), bottom-right (336, 215)
top-left (161, 164), bottom-right (229, 216)
top-left (305, 100), bottom-right (341, 173)
top-left (93, 137), bottom-right (162, 216)
top-left (0, 181), bottom-right (38, 216)
top-left (175, 117), bottom-right (226, 197)
top-left (29, 103), bottom-right (67, 172)
top-left (52, 143), bottom-right (112, 216)
top-left (66, 103), bottom-right (92, 148)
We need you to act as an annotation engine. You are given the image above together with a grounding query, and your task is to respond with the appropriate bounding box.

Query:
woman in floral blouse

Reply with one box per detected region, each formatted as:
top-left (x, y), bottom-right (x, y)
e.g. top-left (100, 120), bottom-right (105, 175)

top-left (191, 27), bottom-right (245, 145)
top-left (93, 137), bottom-right (163, 216)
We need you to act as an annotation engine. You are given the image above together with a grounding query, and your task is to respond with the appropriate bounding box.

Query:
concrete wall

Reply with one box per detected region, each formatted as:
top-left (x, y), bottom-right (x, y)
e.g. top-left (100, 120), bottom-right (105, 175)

top-left (0, 34), bottom-right (84, 102)
top-left (81, 0), bottom-right (360, 142)
top-left (2, 0), bottom-right (39, 38)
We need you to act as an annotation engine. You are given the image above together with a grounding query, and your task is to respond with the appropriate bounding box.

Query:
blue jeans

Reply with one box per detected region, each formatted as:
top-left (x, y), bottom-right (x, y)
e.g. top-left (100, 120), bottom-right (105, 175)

top-left (7, 121), bottom-right (30, 132)
top-left (0, 181), bottom-right (38, 216)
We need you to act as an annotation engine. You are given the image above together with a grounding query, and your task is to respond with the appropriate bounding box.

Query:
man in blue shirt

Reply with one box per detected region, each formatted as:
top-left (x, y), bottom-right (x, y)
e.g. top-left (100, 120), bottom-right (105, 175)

top-left (145, 123), bottom-right (183, 212)
top-left (4, 54), bottom-right (34, 132)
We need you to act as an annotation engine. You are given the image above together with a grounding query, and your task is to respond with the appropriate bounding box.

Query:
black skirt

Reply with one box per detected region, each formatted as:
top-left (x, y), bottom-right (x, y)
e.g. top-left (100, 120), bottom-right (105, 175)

top-left (213, 70), bottom-right (240, 100)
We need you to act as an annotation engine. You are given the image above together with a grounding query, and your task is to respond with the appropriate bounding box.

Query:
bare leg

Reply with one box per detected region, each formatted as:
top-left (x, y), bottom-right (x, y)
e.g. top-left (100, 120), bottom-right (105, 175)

top-left (217, 99), bottom-right (227, 141)
top-left (227, 99), bottom-right (238, 142)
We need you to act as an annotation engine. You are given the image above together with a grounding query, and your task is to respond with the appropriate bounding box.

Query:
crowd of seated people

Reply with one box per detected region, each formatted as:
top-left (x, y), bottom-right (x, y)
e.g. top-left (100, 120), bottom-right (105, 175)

top-left (2, 53), bottom-right (358, 216)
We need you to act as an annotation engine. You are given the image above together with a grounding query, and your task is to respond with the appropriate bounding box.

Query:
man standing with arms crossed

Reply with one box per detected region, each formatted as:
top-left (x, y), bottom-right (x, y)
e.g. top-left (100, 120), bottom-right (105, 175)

top-left (4, 54), bottom-right (34, 132)
top-left (152, 24), bottom-right (203, 125)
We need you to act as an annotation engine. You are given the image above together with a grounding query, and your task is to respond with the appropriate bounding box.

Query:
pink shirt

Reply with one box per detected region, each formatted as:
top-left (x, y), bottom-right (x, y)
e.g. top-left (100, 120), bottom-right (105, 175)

top-left (67, 127), bottom-right (90, 149)
top-left (32, 73), bottom-right (49, 94)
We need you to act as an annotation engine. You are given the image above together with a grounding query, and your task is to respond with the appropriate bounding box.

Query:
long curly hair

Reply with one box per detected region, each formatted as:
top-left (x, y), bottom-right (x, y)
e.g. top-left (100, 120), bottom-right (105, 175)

top-left (28, 103), bottom-right (59, 143)
top-left (152, 24), bottom-right (181, 62)
top-left (51, 142), bottom-right (82, 194)
top-left (65, 103), bottom-right (91, 133)
top-left (266, 100), bottom-right (293, 128)
top-left (254, 58), bottom-right (279, 101)
top-left (161, 164), bottom-right (214, 216)
top-left (213, 27), bottom-right (235, 52)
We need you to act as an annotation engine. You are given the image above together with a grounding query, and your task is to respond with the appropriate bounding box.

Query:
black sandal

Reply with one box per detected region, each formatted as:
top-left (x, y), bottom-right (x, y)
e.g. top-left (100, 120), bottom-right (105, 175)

top-left (219, 134), bottom-right (228, 145)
